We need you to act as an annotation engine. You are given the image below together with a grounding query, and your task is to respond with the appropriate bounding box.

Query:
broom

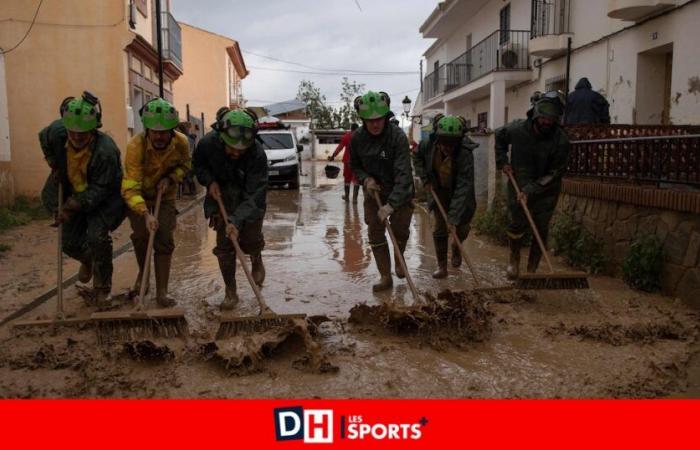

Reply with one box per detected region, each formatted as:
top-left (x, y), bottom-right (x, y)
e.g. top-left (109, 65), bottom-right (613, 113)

top-left (214, 196), bottom-right (305, 340)
top-left (505, 171), bottom-right (589, 290)
top-left (13, 182), bottom-right (94, 331)
top-left (90, 188), bottom-right (188, 342)
top-left (429, 186), bottom-right (512, 293)
top-left (372, 191), bottom-right (425, 307)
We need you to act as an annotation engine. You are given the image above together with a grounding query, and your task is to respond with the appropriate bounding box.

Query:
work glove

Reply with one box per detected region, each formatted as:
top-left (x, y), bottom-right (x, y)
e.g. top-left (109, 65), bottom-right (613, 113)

top-left (63, 197), bottom-right (81, 212)
top-left (377, 204), bottom-right (394, 223)
top-left (327, 155), bottom-right (335, 161)
top-left (54, 197), bottom-right (81, 225)
top-left (364, 177), bottom-right (380, 193)
top-left (501, 164), bottom-right (513, 175)
top-left (145, 212), bottom-right (159, 232)
top-left (225, 223), bottom-right (239, 241)
top-left (157, 177), bottom-right (171, 193)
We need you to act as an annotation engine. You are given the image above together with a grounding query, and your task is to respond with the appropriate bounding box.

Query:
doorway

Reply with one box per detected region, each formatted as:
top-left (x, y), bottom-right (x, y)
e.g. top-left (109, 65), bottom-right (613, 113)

top-left (635, 43), bottom-right (673, 125)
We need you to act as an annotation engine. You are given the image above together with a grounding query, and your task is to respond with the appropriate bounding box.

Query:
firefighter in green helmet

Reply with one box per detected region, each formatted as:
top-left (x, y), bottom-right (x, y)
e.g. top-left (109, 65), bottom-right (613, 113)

top-left (414, 114), bottom-right (478, 279)
top-left (350, 91), bottom-right (415, 292)
top-left (40, 92), bottom-right (126, 308)
top-left (122, 97), bottom-right (191, 307)
top-left (495, 91), bottom-right (570, 279)
top-left (193, 108), bottom-right (268, 311)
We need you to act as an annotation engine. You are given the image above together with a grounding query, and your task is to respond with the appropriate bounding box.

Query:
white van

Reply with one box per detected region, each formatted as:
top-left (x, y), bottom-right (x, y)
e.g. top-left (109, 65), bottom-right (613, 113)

top-left (258, 119), bottom-right (303, 189)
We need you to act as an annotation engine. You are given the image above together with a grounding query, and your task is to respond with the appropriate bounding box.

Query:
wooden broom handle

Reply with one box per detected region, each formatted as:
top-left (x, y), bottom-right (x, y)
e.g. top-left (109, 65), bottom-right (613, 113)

top-left (505, 171), bottom-right (555, 273)
top-left (214, 194), bottom-right (272, 315)
top-left (429, 186), bottom-right (482, 287)
top-left (136, 188), bottom-right (163, 309)
top-left (372, 191), bottom-right (422, 304)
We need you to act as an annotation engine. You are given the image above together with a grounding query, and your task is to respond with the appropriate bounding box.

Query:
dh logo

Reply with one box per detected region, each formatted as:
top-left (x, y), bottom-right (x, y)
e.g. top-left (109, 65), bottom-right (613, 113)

top-left (274, 407), bottom-right (333, 443)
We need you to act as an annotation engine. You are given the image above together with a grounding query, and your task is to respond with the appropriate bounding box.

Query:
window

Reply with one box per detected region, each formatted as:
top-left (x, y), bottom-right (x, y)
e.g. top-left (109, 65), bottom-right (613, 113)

top-left (129, 54), bottom-right (142, 74)
top-left (545, 75), bottom-right (567, 93)
top-left (499, 4), bottom-right (511, 44)
top-left (144, 65), bottom-right (152, 81)
top-left (259, 133), bottom-right (295, 150)
top-left (477, 112), bottom-right (488, 129)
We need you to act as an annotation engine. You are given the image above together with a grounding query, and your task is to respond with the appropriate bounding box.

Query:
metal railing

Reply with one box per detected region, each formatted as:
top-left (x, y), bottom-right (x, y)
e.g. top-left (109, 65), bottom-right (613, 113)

top-left (531, 0), bottom-right (571, 38)
top-left (566, 125), bottom-right (700, 187)
top-left (422, 30), bottom-right (530, 101)
top-left (161, 11), bottom-right (182, 71)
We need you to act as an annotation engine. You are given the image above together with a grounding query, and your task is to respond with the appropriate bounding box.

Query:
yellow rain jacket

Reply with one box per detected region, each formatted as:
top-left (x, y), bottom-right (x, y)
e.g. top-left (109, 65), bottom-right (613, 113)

top-left (122, 130), bottom-right (191, 215)
top-left (66, 140), bottom-right (93, 193)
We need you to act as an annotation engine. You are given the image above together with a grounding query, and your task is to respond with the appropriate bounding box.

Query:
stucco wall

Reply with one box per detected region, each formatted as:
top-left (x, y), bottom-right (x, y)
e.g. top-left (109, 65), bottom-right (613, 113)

top-left (0, 0), bottom-right (132, 197)
top-left (173, 23), bottom-right (237, 133)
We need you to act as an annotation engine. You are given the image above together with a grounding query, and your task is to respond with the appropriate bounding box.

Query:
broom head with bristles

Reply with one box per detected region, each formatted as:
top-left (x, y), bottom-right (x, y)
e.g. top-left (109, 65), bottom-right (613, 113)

top-left (515, 271), bottom-right (590, 290)
top-left (90, 308), bottom-right (188, 344)
top-left (215, 313), bottom-right (307, 340)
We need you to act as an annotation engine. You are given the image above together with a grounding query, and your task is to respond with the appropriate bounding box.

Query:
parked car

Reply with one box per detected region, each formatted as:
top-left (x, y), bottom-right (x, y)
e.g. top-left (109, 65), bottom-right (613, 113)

top-left (258, 119), bottom-right (303, 189)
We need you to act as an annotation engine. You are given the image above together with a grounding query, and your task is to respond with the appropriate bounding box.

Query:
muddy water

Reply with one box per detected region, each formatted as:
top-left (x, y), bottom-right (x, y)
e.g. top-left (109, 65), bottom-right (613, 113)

top-left (1, 161), bottom-right (699, 398)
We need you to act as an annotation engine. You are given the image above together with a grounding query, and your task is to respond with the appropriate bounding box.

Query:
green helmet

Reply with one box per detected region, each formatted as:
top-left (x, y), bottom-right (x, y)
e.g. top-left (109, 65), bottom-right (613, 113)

top-left (533, 90), bottom-right (565, 120)
top-left (435, 115), bottom-right (465, 138)
top-left (141, 98), bottom-right (179, 131)
top-left (218, 109), bottom-right (256, 149)
top-left (62, 97), bottom-right (100, 132)
top-left (355, 91), bottom-right (390, 120)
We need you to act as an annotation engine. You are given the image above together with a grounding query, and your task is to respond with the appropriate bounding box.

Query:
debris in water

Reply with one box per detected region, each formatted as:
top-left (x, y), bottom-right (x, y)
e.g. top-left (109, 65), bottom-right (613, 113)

top-left (123, 340), bottom-right (175, 362)
top-left (349, 289), bottom-right (493, 346)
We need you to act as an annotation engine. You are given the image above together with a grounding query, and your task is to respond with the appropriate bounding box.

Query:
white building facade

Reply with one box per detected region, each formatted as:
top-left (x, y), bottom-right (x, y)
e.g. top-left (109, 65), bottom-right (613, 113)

top-left (416, 0), bottom-right (700, 201)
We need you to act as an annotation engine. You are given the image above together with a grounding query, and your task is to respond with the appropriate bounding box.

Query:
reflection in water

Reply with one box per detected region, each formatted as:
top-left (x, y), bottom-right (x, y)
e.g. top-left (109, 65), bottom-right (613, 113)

top-left (324, 203), bottom-right (371, 280)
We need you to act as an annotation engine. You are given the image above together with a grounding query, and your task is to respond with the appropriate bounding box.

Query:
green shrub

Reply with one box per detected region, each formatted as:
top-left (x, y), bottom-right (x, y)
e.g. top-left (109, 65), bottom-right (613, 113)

top-left (550, 211), bottom-right (607, 274)
top-left (0, 196), bottom-right (50, 231)
top-left (472, 191), bottom-right (510, 245)
top-left (623, 234), bottom-right (663, 292)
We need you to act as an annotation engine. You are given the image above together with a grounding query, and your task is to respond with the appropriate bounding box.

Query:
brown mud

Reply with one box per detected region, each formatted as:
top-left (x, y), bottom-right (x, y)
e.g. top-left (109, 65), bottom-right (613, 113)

top-left (1, 162), bottom-right (699, 398)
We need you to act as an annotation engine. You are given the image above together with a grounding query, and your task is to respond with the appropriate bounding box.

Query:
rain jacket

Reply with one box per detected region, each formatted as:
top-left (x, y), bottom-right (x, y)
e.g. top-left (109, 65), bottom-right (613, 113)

top-left (193, 131), bottom-right (268, 229)
top-left (350, 122), bottom-right (414, 209)
top-left (565, 77), bottom-right (611, 125)
top-left (121, 130), bottom-right (191, 214)
top-left (414, 135), bottom-right (478, 225)
top-left (40, 125), bottom-right (125, 231)
top-left (495, 118), bottom-right (570, 207)
top-left (38, 119), bottom-right (67, 169)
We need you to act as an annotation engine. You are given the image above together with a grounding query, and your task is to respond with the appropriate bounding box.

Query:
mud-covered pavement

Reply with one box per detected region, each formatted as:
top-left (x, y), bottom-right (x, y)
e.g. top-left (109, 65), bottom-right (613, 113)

top-left (1, 162), bottom-right (699, 398)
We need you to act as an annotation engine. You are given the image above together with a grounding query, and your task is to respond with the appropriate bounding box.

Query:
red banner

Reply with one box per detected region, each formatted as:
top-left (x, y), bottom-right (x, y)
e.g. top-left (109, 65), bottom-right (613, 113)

top-left (0, 400), bottom-right (697, 448)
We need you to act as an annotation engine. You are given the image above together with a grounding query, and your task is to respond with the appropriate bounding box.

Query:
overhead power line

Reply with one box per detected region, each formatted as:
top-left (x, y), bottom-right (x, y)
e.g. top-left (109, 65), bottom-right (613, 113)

top-left (1, 0), bottom-right (44, 55)
top-left (248, 65), bottom-right (418, 76)
top-left (242, 50), bottom-right (418, 75)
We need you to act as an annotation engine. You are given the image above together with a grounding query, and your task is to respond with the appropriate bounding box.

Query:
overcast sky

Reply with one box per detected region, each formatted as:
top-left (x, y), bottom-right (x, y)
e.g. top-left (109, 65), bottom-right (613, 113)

top-left (171, 0), bottom-right (437, 110)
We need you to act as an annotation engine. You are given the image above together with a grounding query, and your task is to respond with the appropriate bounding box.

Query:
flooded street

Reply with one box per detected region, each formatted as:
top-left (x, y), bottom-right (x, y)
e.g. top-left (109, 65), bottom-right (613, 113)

top-left (1, 162), bottom-right (699, 398)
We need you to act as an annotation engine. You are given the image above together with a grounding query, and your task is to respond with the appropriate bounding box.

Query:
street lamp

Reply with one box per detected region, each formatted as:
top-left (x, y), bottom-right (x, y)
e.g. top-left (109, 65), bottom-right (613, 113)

top-left (401, 96), bottom-right (412, 128)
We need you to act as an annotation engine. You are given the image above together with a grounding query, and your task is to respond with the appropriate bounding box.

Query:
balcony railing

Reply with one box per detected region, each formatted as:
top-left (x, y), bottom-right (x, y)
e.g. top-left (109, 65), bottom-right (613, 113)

top-left (423, 30), bottom-right (530, 101)
top-left (531, 0), bottom-right (571, 38)
top-left (161, 11), bottom-right (182, 72)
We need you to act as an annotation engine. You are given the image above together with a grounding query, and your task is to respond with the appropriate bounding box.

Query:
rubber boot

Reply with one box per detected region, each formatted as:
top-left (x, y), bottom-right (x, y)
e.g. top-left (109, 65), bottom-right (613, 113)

top-left (342, 184), bottom-right (350, 201)
top-left (131, 242), bottom-right (149, 297)
top-left (78, 256), bottom-right (93, 284)
top-left (371, 244), bottom-right (393, 292)
top-left (217, 255), bottom-right (238, 311)
top-left (432, 236), bottom-right (448, 279)
top-left (221, 281), bottom-right (239, 311)
top-left (506, 237), bottom-right (522, 280)
top-left (352, 184), bottom-right (360, 204)
top-left (527, 242), bottom-right (543, 274)
top-left (154, 254), bottom-right (176, 307)
top-left (394, 240), bottom-right (408, 279)
top-left (451, 241), bottom-right (462, 268)
top-left (92, 246), bottom-right (113, 310)
top-left (251, 253), bottom-right (266, 286)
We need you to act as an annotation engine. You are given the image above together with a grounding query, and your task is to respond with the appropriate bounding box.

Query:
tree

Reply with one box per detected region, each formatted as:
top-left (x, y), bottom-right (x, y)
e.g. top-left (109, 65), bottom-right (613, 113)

top-left (296, 78), bottom-right (365, 129)
top-left (338, 77), bottom-right (365, 129)
top-left (296, 80), bottom-right (334, 129)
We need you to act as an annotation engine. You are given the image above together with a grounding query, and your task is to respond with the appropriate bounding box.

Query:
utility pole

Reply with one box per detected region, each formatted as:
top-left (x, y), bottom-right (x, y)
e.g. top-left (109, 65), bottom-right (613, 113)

top-left (155, 0), bottom-right (164, 98)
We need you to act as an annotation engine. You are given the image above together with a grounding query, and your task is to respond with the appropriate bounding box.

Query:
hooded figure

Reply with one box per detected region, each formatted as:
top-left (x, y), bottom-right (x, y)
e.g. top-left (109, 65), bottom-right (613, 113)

top-left (565, 78), bottom-right (610, 125)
